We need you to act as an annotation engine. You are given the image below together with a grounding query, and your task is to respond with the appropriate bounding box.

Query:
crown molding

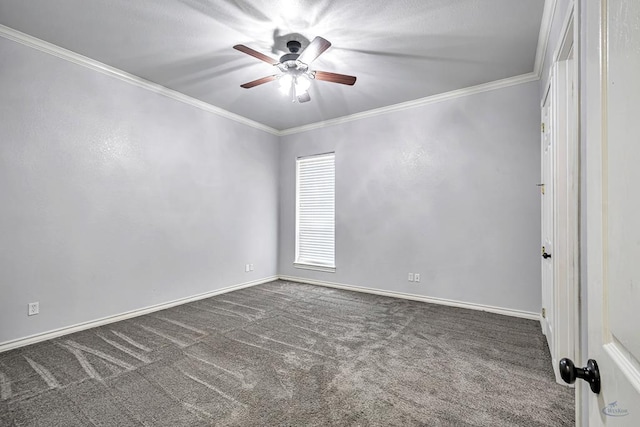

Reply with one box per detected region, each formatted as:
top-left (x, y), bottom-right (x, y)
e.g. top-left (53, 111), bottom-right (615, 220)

top-left (280, 0), bottom-right (554, 137)
top-left (2, 4), bottom-right (553, 139)
top-left (0, 24), bottom-right (280, 136)
top-left (279, 72), bottom-right (539, 136)
top-left (533, 0), bottom-right (559, 78)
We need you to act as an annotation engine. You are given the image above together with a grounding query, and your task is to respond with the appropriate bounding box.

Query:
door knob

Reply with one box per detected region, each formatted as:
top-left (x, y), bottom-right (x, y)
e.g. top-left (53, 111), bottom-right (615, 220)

top-left (559, 358), bottom-right (601, 394)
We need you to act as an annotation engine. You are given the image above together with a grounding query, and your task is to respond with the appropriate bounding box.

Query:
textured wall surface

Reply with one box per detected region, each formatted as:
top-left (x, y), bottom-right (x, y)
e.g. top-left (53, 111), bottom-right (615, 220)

top-left (0, 37), bottom-right (279, 344)
top-left (0, 33), bottom-right (542, 346)
top-left (278, 82), bottom-right (541, 313)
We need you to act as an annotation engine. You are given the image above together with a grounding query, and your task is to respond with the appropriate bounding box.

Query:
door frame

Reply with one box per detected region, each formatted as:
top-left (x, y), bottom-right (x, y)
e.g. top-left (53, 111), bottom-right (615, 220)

top-left (540, 0), bottom-right (581, 408)
top-left (540, 81), bottom-right (553, 347)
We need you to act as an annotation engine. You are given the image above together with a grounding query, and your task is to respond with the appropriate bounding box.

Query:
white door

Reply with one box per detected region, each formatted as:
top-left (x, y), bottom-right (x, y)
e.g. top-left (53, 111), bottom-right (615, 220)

top-left (541, 90), bottom-right (555, 360)
top-left (581, 0), bottom-right (640, 424)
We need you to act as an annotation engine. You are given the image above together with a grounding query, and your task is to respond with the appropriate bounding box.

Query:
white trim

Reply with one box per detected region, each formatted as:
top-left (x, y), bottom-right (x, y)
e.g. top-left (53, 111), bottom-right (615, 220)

top-left (280, 73), bottom-right (539, 136)
top-left (1, 2), bottom-right (556, 138)
top-left (0, 276), bottom-right (277, 353)
top-left (0, 273), bottom-right (541, 352)
top-left (293, 263), bottom-right (336, 273)
top-left (605, 340), bottom-right (640, 395)
top-left (534, 0), bottom-right (559, 78)
top-left (280, 0), bottom-right (556, 137)
top-left (568, 4), bottom-right (582, 424)
top-left (542, 1), bottom-right (576, 89)
top-left (539, 2), bottom-right (579, 390)
top-left (0, 20), bottom-right (549, 137)
top-left (281, 0), bottom-right (557, 138)
top-left (552, 1), bottom-right (575, 65)
top-left (279, 275), bottom-right (539, 320)
top-left (0, 24), bottom-right (280, 136)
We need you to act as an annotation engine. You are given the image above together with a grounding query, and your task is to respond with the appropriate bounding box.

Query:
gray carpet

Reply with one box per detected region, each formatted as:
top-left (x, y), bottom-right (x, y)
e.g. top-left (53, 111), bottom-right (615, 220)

top-left (0, 280), bottom-right (573, 426)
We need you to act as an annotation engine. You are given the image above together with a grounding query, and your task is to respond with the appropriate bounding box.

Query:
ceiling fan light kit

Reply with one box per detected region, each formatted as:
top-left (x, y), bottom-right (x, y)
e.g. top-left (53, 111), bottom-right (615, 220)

top-left (234, 36), bottom-right (356, 104)
top-left (279, 74), bottom-right (311, 99)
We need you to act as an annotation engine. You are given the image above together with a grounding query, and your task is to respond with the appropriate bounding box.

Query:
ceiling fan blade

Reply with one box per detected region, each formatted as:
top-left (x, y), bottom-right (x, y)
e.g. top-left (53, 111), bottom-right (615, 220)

top-left (240, 75), bottom-right (278, 89)
top-left (233, 44), bottom-right (279, 65)
top-left (297, 36), bottom-right (332, 64)
top-left (297, 91), bottom-right (311, 103)
top-left (313, 71), bottom-right (357, 86)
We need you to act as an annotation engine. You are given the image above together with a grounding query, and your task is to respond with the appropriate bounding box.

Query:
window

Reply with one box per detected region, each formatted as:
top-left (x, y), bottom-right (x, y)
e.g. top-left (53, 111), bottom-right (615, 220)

top-left (295, 153), bottom-right (335, 272)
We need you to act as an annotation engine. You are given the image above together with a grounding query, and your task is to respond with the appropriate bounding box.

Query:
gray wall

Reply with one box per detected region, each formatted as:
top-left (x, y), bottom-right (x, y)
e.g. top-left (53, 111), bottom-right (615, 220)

top-left (278, 82), bottom-right (541, 313)
top-left (0, 37), bottom-right (279, 344)
top-left (0, 32), bottom-right (543, 346)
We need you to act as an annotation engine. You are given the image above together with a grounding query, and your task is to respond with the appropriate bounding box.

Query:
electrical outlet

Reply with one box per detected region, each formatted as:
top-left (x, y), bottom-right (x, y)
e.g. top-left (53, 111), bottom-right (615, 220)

top-left (249, 264), bottom-right (254, 271)
top-left (28, 302), bottom-right (39, 316)
top-left (414, 273), bottom-right (421, 282)
top-left (245, 264), bottom-right (250, 272)
top-left (408, 273), bottom-right (414, 282)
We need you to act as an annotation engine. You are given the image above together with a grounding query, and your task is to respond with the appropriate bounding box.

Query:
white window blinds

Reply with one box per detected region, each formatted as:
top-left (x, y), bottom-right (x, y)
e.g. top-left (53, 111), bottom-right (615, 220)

top-left (295, 153), bottom-right (335, 271)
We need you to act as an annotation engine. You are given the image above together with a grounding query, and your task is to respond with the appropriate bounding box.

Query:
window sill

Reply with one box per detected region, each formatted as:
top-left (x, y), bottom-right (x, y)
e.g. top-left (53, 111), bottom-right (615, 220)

top-left (293, 262), bottom-right (336, 273)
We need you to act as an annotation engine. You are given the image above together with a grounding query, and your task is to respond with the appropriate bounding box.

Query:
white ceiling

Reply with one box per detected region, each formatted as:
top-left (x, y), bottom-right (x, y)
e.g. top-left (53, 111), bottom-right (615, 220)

top-left (0, 0), bottom-right (545, 131)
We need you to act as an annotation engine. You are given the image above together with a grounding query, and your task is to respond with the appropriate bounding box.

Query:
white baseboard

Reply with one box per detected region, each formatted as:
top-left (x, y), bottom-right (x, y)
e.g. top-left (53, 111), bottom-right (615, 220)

top-left (279, 275), bottom-right (540, 321)
top-left (0, 276), bottom-right (277, 353)
top-left (1, 274), bottom-right (540, 353)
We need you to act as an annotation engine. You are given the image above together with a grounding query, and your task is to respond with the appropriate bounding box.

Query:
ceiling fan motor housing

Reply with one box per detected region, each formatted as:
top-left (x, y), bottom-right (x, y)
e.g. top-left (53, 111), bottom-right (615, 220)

top-left (286, 40), bottom-right (302, 53)
top-left (280, 40), bottom-right (303, 66)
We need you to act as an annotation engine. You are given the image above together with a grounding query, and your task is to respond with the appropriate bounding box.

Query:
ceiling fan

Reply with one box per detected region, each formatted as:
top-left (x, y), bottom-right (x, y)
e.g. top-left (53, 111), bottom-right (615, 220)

top-left (233, 36), bottom-right (357, 103)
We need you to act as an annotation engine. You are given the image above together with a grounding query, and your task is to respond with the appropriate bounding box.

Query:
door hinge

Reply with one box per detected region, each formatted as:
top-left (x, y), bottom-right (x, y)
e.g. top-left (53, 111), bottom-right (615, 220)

top-left (541, 122), bottom-right (545, 133)
top-left (542, 308), bottom-right (546, 318)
